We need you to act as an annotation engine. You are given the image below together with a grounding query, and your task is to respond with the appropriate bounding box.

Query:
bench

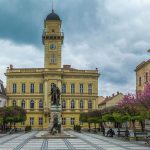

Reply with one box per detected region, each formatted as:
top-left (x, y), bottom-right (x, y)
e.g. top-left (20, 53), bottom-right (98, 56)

top-left (117, 130), bottom-right (129, 137)
top-left (145, 136), bottom-right (150, 145)
top-left (8, 128), bottom-right (15, 134)
top-left (90, 128), bottom-right (98, 133)
top-left (134, 132), bottom-right (148, 141)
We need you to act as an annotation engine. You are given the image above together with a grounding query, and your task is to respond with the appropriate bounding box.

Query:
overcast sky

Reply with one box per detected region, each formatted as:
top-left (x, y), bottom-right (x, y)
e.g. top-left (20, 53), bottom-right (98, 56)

top-left (0, 0), bottom-right (149, 96)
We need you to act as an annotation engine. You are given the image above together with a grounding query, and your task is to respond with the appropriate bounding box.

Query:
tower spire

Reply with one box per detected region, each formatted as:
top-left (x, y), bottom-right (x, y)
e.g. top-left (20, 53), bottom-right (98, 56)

top-left (52, 0), bottom-right (54, 12)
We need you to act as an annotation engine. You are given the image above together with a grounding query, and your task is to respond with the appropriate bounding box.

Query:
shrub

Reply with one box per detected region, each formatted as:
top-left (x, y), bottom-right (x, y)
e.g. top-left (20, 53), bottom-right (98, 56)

top-left (74, 125), bottom-right (81, 132)
top-left (25, 126), bottom-right (31, 132)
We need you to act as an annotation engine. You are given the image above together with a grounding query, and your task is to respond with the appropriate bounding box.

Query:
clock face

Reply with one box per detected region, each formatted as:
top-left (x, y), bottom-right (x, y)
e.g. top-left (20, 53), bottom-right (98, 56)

top-left (50, 44), bottom-right (56, 50)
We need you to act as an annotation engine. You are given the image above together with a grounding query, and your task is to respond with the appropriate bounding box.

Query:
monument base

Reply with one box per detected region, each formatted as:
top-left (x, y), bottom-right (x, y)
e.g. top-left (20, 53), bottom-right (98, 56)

top-left (49, 105), bottom-right (62, 134)
top-left (35, 131), bottom-right (76, 139)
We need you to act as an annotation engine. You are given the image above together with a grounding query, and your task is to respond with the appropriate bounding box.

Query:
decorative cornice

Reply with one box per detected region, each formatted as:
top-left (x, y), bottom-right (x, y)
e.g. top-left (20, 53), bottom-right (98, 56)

top-left (135, 59), bottom-right (150, 72)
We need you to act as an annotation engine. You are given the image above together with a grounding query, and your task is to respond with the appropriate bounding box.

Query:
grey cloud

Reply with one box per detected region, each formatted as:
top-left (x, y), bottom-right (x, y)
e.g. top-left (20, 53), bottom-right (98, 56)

top-left (0, 0), bottom-right (150, 96)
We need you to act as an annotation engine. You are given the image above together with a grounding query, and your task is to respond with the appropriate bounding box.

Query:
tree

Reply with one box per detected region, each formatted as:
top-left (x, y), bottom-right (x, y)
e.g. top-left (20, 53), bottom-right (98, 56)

top-left (0, 106), bottom-right (26, 132)
top-left (118, 93), bottom-right (139, 130)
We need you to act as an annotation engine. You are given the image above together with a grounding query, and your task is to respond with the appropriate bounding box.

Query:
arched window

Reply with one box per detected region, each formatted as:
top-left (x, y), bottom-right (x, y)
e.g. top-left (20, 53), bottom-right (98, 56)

top-left (71, 99), bottom-right (75, 109)
top-left (52, 29), bottom-right (55, 33)
top-left (12, 100), bottom-right (16, 106)
top-left (62, 84), bottom-right (66, 93)
top-left (80, 100), bottom-right (84, 109)
top-left (62, 100), bottom-right (66, 109)
top-left (21, 100), bottom-right (25, 109)
top-left (88, 100), bottom-right (92, 109)
top-left (30, 100), bottom-right (34, 109)
top-left (39, 99), bottom-right (43, 109)
top-left (50, 53), bottom-right (56, 64)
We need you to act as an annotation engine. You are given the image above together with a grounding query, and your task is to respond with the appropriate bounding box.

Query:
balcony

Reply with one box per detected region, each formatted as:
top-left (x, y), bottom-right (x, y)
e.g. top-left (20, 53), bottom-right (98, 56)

top-left (42, 32), bottom-right (64, 44)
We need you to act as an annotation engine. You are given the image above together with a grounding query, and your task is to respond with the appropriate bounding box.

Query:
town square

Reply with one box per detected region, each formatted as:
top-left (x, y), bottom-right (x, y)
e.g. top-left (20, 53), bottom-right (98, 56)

top-left (0, 0), bottom-right (150, 149)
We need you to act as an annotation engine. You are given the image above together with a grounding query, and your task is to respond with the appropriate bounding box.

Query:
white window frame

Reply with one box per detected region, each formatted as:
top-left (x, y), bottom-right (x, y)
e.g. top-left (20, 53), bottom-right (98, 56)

top-left (80, 83), bottom-right (83, 94)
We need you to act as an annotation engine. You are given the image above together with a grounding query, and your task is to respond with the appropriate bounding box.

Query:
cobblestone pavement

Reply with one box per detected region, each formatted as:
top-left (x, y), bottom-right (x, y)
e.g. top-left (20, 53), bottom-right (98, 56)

top-left (0, 131), bottom-right (149, 150)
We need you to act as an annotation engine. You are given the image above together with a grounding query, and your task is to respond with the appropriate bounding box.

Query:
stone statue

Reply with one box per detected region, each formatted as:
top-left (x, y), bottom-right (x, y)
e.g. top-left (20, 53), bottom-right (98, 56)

top-left (51, 83), bottom-right (60, 106)
top-left (50, 115), bottom-right (61, 134)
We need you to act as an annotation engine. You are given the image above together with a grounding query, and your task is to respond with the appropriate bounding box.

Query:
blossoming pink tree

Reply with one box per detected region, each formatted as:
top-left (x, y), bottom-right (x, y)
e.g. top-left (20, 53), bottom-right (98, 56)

top-left (136, 83), bottom-right (150, 118)
top-left (118, 83), bottom-right (150, 131)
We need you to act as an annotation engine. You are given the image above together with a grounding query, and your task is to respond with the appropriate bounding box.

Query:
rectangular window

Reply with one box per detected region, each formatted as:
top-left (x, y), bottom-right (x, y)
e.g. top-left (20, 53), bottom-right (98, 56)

top-left (30, 117), bottom-right (34, 126)
top-left (62, 84), bottom-right (66, 93)
top-left (62, 100), bottom-right (66, 109)
top-left (21, 100), bottom-right (25, 109)
top-left (80, 83), bottom-right (84, 94)
top-left (12, 83), bottom-right (17, 93)
top-left (50, 54), bottom-right (56, 64)
top-left (70, 118), bottom-right (75, 125)
top-left (146, 72), bottom-right (148, 82)
top-left (71, 100), bottom-right (75, 109)
top-left (39, 83), bottom-right (43, 93)
top-left (22, 83), bottom-right (26, 93)
top-left (88, 83), bottom-right (92, 94)
top-left (30, 83), bottom-right (34, 93)
top-left (139, 77), bottom-right (141, 86)
top-left (80, 100), bottom-right (84, 109)
top-left (88, 100), bottom-right (92, 110)
top-left (39, 117), bottom-right (43, 125)
top-left (39, 100), bottom-right (43, 109)
top-left (62, 118), bottom-right (66, 125)
top-left (71, 83), bottom-right (75, 94)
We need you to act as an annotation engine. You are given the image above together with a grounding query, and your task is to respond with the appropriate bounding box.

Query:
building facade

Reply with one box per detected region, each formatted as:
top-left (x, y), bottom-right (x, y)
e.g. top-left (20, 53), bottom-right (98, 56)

top-left (5, 10), bottom-right (99, 129)
top-left (0, 80), bottom-right (7, 107)
top-left (98, 92), bottom-right (123, 110)
top-left (135, 59), bottom-right (150, 93)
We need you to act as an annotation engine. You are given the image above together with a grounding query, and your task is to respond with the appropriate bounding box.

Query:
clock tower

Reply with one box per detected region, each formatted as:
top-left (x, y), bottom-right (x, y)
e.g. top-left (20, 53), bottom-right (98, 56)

top-left (42, 10), bottom-right (64, 68)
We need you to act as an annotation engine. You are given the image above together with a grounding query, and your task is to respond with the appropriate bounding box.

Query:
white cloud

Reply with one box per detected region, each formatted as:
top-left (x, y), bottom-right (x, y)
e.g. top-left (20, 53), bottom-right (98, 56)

top-left (0, 39), bottom-right (43, 84)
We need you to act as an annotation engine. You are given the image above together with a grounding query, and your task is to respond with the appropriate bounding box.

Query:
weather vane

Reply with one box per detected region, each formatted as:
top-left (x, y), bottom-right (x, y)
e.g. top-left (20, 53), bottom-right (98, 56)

top-left (52, 0), bottom-right (54, 11)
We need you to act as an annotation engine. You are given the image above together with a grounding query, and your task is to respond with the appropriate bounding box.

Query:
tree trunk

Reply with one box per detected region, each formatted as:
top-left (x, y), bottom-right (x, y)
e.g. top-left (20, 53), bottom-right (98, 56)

top-left (88, 122), bottom-right (91, 132)
top-left (132, 120), bottom-right (136, 131)
top-left (94, 123), bottom-right (96, 129)
top-left (98, 123), bottom-right (101, 132)
top-left (140, 121), bottom-right (145, 132)
top-left (118, 123), bottom-right (120, 137)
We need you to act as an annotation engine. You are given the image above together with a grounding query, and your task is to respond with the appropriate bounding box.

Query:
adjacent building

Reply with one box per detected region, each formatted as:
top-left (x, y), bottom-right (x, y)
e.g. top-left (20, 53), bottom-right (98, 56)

top-left (135, 59), bottom-right (150, 93)
top-left (5, 10), bottom-right (99, 129)
top-left (98, 92), bottom-right (124, 110)
top-left (0, 80), bottom-right (7, 107)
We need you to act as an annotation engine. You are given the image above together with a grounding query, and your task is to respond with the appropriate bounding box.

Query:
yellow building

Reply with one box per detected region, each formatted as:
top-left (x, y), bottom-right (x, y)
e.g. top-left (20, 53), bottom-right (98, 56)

top-left (135, 59), bottom-right (150, 93)
top-left (5, 10), bottom-right (99, 129)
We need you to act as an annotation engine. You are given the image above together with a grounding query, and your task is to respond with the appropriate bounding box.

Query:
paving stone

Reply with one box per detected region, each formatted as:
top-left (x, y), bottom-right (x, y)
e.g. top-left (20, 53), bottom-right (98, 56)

top-left (0, 131), bottom-right (150, 150)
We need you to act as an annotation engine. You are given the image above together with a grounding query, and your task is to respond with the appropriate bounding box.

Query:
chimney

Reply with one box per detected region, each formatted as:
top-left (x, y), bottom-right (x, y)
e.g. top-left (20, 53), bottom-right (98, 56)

top-left (10, 64), bottom-right (13, 70)
top-left (63, 65), bottom-right (71, 69)
top-left (117, 91), bottom-right (120, 95)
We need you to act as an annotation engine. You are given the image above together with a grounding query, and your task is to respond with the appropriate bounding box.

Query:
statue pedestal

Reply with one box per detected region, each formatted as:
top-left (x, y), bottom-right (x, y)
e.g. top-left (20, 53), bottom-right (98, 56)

top-left (49, 105), bottom-right (62, 133)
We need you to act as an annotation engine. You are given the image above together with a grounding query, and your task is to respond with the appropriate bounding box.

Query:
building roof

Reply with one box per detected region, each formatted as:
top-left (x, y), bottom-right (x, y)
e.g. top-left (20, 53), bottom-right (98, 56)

top-left (135, 59), bottom-right (150, 72)
top-left (46, 10), bottom-right (60, 21)
top-left (97, 96), bottom-right (105, 105)
top-left (98, 92), bottom-right (123, 107)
